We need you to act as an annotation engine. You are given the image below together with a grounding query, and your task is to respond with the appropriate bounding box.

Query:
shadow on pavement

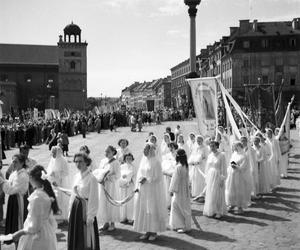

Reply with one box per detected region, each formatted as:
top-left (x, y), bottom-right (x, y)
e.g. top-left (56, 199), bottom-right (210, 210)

top-left (187, 229), bottom-right (236, 242)
top-left (285, 176), bottom-right (300, 180)
top-left (102, 228), bottom-right (210, 250)
top-left (218, 215), bottom-right (267, 226)
top-left (236, 210), bottom-right (290, 222)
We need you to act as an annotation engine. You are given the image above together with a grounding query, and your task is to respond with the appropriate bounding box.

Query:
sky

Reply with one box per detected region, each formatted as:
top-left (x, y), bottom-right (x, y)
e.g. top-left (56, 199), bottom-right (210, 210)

top-left (0, 0), bottom-right (299, 97)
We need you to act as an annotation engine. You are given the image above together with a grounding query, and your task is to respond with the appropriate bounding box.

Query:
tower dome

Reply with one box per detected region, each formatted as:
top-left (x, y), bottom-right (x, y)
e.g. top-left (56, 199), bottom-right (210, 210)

top-left (63, 22), bottom-right (81, 43)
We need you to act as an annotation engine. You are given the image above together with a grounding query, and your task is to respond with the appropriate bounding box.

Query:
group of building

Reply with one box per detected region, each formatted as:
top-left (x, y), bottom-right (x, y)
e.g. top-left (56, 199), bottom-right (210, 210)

top-left (122, 17), bottom-right (300, 111)
top-left (0, 22), bottom-right (87, 114)
top-left (0, 18), bottom-right (300, 115)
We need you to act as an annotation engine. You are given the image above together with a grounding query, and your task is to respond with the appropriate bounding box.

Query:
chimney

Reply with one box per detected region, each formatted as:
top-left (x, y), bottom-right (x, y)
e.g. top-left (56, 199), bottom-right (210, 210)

top-left (239, 19), bottom-right (250, 33)
top-left (253, 19), bottom-right (258, 32)
top-left (292, 17), bottom-right (300, 30)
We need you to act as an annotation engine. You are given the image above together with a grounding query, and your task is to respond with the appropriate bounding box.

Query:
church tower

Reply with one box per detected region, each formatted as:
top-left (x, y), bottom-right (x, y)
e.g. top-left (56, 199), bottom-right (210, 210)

top-left (57, 22), bottom-right (87, 110)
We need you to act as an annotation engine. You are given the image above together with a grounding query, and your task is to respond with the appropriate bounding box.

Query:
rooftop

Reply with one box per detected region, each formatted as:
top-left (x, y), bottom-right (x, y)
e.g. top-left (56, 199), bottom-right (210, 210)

top-left (0, 44), bottom-right (58, 65)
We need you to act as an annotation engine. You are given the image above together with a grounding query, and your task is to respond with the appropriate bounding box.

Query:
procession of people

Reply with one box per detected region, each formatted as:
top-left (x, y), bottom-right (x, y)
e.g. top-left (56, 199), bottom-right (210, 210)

top-left (0, 107), bottom-right (296, 250)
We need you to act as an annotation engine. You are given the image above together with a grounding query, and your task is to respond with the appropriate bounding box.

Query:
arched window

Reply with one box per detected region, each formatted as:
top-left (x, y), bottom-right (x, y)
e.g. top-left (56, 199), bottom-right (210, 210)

top-left (70, 61), bottom-right (76, 70)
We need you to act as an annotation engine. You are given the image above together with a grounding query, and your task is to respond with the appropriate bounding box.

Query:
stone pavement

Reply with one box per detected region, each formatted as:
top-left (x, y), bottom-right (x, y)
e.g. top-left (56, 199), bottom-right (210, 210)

top-left (1, 121), bottom-right (300, 250)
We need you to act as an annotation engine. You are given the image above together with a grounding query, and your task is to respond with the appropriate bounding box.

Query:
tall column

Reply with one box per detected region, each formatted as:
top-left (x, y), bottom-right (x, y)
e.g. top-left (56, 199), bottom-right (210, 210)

top-left (185, 0), bottom-right (201, 78)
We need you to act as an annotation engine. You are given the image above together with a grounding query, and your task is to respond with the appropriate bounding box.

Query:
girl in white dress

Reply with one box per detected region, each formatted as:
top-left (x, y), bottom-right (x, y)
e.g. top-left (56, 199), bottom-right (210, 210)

top-left (252, 136), bottom-right (269, 196)
top-left (161, 142), bottom-right (178, 208)
top-left (266, 129), bottom-right (281, 189)
top-left (160, 133), bottom-right (171, 160)
top-left (177, 134), bottom-right (189, 156)
top-left (68, 153), bottom-right (100, 250)
top-left (79, 145), bottom-right (97, 171)
top-left (169, 149), bottom-right (191, 233)
top-left (186, 133), bottom-right (196, 155)
top-left (94, 146), bottom-right (120, 231)
top-left (275, 128), bottom-right (289, 178)
top-left (116, 139), bottom-right (132, 164)
top-left (119, 153), bottom-right (136, 223)
top-left (225, 142), bottom-right (252, 214)
top-left (47, 146), bottom-right (69, 220)
top-left (12, 165), bottom-right (58, 250)
top-left (149, 135), bottom-right (160, 159)
top-left (0, 154), bottom-right (29, 245)
top-left (133, 143), bottom-right (167, 241)
top-left (203, 141), bottom-right (227, 219)
top-left (188, 135), bottom-right (208, 197)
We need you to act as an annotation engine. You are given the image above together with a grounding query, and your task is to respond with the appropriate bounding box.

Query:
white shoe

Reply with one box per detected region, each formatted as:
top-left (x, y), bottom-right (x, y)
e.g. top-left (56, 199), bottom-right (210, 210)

top-left (107, 225), bottom-right (116, 231)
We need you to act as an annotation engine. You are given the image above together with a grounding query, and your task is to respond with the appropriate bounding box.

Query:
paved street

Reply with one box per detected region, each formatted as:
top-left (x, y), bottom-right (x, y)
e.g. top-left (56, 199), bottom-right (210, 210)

top-left (2, 120), bottom-right (300, 250)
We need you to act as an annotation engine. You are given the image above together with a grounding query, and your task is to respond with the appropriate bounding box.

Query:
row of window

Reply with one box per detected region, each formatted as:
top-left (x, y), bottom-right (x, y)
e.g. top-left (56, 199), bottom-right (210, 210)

top-left (172, 65), bottom-right (190, 78)
top-left (243, 38), bottom-right (297, 49)
top-left (242, 57), bottom-right (298, 67)
top-left (0, 74), bottom-right (55, 84)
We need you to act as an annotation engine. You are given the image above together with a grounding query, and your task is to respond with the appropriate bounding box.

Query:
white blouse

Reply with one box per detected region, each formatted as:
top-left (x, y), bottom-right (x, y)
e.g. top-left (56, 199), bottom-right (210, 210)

top-left (3, 168), bottom-right (29, 195)
top-left (70, 170), bottom-right (99, 222)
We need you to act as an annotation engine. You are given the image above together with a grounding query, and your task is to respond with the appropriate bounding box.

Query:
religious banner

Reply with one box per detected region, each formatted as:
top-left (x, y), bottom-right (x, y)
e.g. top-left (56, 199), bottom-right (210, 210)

top-left (45, 109), bottom-right (53, 120)
top-left (188, 77), bottom-right (218, 136)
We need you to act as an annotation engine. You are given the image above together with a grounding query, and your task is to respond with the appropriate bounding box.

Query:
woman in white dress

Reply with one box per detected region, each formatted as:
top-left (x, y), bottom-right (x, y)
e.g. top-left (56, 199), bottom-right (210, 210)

top-left (160, 133), bottom-right (171, 160)
top-left (116, 139), bottom-right (132, 164)
top-left (186, 133), bottom-right (196, 155)
top-left (149, 135), bottom-right (160, 159)
top-left (203, 141), bottom-right (227, 219)
top-left (0, 154), bottom-right (29, 245)
top-left (79, 145), bottom-right (97, 171)
top-left (169, 149), bottom-right (191, 233)
top-left (275, 128), bottom-right (289, 178)
top-left (266, 129), bottom-right (281, 189)
top-left (68, 153), bottom-right (100, 250)
top-left (119, 153), bottom-right (136, 223)
top-left (188, 135), bottom-right (208, 197)
top-left (47, 146), bottom-right (69, 220)
top-left (252, 136), bottom-right (269, 196)
top-left (177, 134), bottom-right (189, 155)
top-left (225, 142), bottom-right (252, 214)
top-left (133, 143), bottom-right (167, 241)
top-left (161, 142), bottom-right (178, 208)
top-left (94, 146), bottom-right (120, 231)
top-left (12, 165), bottom-right (58, 250)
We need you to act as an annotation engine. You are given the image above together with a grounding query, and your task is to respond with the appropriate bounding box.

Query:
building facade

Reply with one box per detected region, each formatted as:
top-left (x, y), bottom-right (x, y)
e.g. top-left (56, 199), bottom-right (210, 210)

top-left (0, 22), bottom-right (87, 113)
top-left (121, 77), bottom-right (172, 111)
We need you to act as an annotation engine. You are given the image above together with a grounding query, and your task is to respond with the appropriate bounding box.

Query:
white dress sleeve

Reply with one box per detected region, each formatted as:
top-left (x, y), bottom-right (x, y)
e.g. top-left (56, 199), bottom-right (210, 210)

top-left (2, 171), bottom-right (29, 195)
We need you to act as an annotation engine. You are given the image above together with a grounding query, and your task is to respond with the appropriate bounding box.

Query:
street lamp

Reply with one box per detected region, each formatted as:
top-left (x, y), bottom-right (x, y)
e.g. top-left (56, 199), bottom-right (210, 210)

top-left (184, 0), bottom-right (201, 78)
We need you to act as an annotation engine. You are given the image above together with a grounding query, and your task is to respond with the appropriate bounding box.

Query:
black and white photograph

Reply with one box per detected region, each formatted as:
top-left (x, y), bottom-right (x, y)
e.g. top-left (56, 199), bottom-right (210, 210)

top-left (0, 0), bottom-right (300, 249)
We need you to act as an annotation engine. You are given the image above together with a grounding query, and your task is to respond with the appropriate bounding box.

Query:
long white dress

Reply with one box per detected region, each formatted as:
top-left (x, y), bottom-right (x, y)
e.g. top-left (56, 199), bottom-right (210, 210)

top-left (188, 145), bottom-right (208, 197)
top-left (225, 151), bottom-right (252, 208)
top-left (119, 162), bottom-right (136, 221)
top-left (18, 189), bottom-right (57, 250)
top-left (261, 142), bottom-right (272, 192)
top-left (244, 146), bottom-right (257, 196)
top-left (47, 146), bottom-right (69, 220)
top-left (266, 138), bottom-right (280, 188)
top-left (253, 144), bottom-right (269, 194)
top-left (278, 138), bottom-right (289, 177)
top-left (203, 152), bottom-right (227, 217)
top-left (94, 158), bottom-right (121, 224)
top-left (169, 164), bottom-right (191, 231)
top-left (133, 156), bottom-right (167, 233)
top-left (161, 152), bottom-right (177, 206)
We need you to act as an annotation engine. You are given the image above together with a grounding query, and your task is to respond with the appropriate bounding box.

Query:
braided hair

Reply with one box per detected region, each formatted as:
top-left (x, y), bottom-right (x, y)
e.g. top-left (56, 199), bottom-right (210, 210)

top-left (29, 165), bottom-right (59, 215)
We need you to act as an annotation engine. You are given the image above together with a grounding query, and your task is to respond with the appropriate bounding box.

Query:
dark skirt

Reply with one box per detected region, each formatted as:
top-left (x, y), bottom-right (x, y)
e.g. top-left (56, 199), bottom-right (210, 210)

top-left (4, 194), bottom-right (28, 244)
top-left (68, 197), bottom-right (100, 250)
